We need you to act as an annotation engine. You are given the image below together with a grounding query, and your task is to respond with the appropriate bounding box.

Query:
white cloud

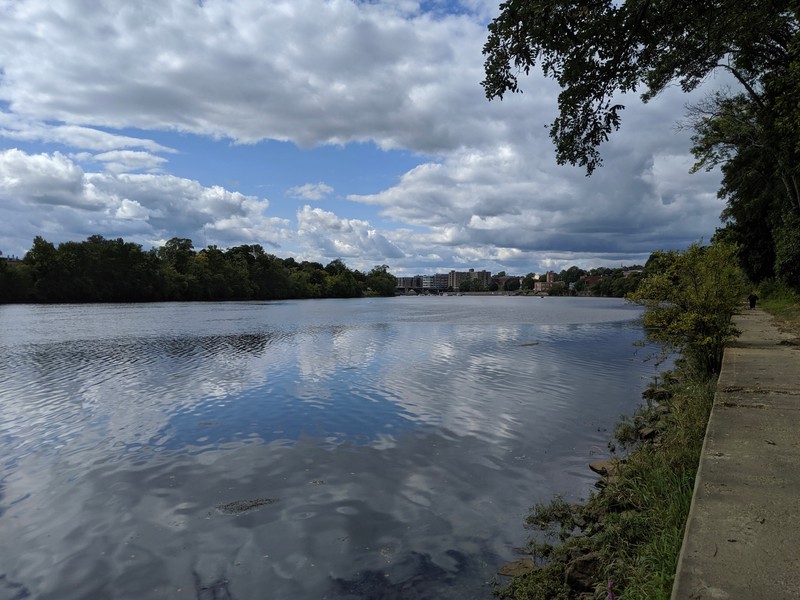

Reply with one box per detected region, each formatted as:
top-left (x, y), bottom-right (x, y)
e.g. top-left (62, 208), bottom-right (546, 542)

top-left (0, 0), bottom-right (727, 272)
top-left (296, 205), bottom-right (405, 265)
top-left (0, 149), bottom-right (88, 207)
top-left (348, 83), bottom-right (725, 267)
top-left (115, 199), bottom-right (150, 221)
top-left (0, 0), bottom-right (525, 152)
top-left (92, 150), bottom-right (168, 174)
top-left (0, 110), bottom-right (175, 153)
top-left (0, 149), bottom-right (290, 255)
top-left (286, 182), bottom-right (334, 201)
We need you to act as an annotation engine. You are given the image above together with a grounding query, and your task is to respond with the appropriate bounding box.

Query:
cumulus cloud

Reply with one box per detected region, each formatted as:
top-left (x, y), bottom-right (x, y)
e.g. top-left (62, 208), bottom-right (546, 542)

top-left (348, 83), bottom-right (725, 271)
top-left (296, 205), bottom-right (406, 263)
top-left (0, 149), bottom-right (290, 255)
top-left (0, 0), bottom-right (539, 151)
top-left (0, 149), bottom-right (88, 207)
top-left (0, 0), bottom-right (727, 271)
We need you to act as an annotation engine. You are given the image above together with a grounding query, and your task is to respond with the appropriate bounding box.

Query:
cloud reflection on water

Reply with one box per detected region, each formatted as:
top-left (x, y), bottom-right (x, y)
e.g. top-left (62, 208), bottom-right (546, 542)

top-left (0, 298), bottom-right (654, 599)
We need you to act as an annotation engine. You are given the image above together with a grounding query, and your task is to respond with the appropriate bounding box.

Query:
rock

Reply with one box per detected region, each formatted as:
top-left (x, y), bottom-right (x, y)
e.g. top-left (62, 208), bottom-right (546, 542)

top-left (643, 387), bottom-right (672, 402)
top-left (497, 558), bottom-right (536, 577)
top-left (639, 427), bottom-right (657, 441)
top-left (589, 458), bottom-right (621, 477)
top-left (565, 552), bottom-right (601, 592)
top-left (654, 404), bottom-right (671, 416)
top-left (215, 497), bottom-right (277, 515)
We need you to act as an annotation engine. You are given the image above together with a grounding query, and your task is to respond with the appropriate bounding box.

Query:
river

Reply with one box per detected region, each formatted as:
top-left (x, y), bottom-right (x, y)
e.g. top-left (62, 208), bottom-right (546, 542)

top-left (0, 296), bottom-right (658, 599)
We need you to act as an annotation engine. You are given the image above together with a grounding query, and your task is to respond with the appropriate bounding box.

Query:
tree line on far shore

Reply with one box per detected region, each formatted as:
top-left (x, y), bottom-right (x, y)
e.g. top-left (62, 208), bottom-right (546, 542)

top-left (464, 265), bottom-right (643, 297)
top-left (529, 265), bottom-right (644, 297)
top-left (0, 235), bottom-right (397, 303)
top-left (0, 233), bottom-right (655, 304)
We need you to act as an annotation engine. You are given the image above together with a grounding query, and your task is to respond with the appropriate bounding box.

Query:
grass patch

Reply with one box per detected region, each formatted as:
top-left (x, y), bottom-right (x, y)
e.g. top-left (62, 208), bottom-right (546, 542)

top-left (757, 279), bottom-right (800, 330)
top-left (496, 371), bottom-right (715, 599)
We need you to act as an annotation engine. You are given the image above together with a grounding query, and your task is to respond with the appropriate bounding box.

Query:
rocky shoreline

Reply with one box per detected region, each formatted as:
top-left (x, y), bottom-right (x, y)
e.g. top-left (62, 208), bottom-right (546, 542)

top-left (495, 372), bottom-right (712, 599)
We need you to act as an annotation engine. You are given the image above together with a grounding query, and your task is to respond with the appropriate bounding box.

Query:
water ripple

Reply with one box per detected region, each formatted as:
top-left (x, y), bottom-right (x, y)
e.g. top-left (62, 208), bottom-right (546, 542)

top-left (0, 298), bottom-right (657, 600)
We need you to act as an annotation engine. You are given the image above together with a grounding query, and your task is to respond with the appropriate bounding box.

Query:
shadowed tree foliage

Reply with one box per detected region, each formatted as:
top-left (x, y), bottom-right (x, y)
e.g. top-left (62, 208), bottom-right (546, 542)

top-left (365, 265), bottom-right (397, 297)
top-left (459, 278), bottom-right (488, 292)
top-left (1, 235), bottom-right (389, 304)
top-left (483, 0), bottom-right (798, 175)
top-left (688, 88), bottom-right (800, 283)
top-left (0, 253), bottom-right (30, 302)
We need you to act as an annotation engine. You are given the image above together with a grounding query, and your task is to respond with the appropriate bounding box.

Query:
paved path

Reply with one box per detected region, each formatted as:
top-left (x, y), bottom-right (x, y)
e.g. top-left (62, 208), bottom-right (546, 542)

top-left (672, 308), bottom-right (800, 599)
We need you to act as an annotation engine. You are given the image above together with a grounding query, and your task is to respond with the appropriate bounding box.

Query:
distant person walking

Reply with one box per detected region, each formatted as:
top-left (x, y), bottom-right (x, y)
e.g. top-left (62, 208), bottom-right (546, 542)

top-left (748, 292), bottom-right (758, 309)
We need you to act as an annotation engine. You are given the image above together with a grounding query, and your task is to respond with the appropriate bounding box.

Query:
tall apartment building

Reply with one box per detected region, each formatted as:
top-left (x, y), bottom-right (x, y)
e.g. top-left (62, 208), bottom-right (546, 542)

top-left (421, 273), bottom-right (449, 291)
top-left (395, 276), bottom-right (422, 290)
top-left (397, 268), bottom-right (493, 292)
top-left (448, 268), bottom-right (491, 289)
top-left (471, 268), bottom-right (492, 287)
top-left (447, 270), bottom-right (470, 290)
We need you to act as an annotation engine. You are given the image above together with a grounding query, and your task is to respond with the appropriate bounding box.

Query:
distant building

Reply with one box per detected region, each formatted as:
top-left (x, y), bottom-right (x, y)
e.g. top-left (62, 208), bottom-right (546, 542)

top-left (533, 271), bottom-right (556, 292)
top-left (580, 275), bottom-right (605, 287)
top-left (470, 268), bottom-right (491, 287)
top-left (395, 276), bottom-right (422, 291)
top-left (395, 267), bottom-right (494, 293)
top-left (449, 268), bottom-right (491, 289)
top-left (422, 273), bottom-right (449, 291)
top-left (448, 270), bottom-right (469, 290)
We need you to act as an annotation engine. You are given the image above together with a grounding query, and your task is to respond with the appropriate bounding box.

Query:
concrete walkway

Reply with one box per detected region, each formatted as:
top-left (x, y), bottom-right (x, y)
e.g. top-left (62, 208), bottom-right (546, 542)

top-left (672, 308), bottom-right (800, 599)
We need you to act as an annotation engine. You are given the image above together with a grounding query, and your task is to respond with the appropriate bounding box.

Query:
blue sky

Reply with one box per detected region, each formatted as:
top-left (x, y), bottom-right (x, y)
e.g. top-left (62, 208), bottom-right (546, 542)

top-left (0, 0), bottom-right (726, 275)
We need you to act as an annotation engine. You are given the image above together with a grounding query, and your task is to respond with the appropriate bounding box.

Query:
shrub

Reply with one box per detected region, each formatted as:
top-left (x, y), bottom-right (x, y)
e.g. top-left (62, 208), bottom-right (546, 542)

top-left (627, 242), bottom-right (747, 375)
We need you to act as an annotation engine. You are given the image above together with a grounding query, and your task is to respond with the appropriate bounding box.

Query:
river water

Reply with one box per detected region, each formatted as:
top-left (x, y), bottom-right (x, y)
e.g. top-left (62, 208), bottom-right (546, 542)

top-left (0, 297), bottom-right (657, 599)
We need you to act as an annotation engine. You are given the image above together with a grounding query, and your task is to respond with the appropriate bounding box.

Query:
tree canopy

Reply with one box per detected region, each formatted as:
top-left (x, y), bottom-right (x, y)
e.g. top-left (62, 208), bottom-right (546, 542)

top-left (483, 0), bottom-right (798, 173)
top-left (484, 1), bottom-right (800, 286)
top-left (1, 235), bottom-right (397, 304)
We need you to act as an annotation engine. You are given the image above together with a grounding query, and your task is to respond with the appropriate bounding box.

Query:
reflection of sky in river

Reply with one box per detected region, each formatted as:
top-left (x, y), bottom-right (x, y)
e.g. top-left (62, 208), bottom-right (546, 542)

top-left (161, 326), bottom-right (420, 451)
top-left (0, 298), bottom-right (658, 600)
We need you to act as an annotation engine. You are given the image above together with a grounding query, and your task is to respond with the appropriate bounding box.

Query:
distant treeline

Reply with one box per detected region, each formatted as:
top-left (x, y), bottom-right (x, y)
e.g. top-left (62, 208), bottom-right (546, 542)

top-left (0, 235), bottom-right (397, 303)
top-left (483, 265), bottom-right (643, 297)
top-left (547, 265), bottom-right (644, 297)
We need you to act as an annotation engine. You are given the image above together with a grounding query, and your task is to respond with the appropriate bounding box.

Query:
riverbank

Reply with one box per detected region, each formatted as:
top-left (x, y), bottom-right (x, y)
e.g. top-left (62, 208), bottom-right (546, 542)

top-left (496, 358), bottom-right (716, 598)
top-left (671, 307), bottom-right (800, 598)
top-left (495, 300), bottom-right (800, 599)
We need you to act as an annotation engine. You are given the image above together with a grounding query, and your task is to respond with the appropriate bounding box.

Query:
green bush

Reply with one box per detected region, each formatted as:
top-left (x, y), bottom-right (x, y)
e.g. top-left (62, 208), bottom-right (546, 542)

top-left (627, 242), bottom-right (747, 375)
